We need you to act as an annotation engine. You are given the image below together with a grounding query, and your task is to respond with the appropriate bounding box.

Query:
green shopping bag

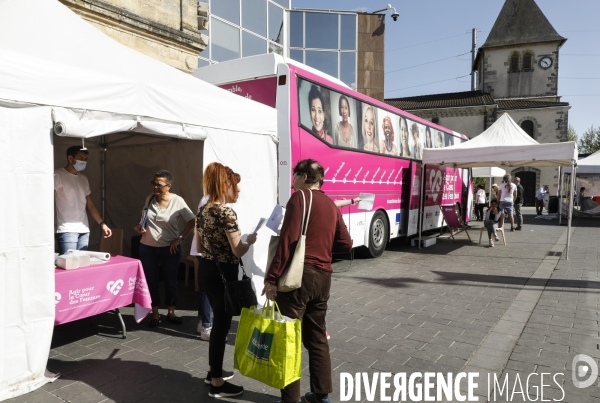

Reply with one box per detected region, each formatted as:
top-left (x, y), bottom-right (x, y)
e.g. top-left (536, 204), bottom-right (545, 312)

top-left (234, 301), bottom-right (301, 389)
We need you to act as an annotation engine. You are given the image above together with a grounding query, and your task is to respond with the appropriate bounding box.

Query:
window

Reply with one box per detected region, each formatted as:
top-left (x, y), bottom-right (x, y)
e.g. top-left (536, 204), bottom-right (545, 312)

top-left (290, 49), bottom-right (303, 62)
top-left (289, 11), bottom-right (303, 48)
top-left (340, 14), bottom-right (356, 50)
top-left (510, 52), bottom-right (519, 72)
top-left (242, 0), bottom-right (267, 37)
top-left (305, 50), bottom-right (338, 78)
top-left (523, 52), bottom-right (533, 71)
top-left (521, 120), bottom-right (534, 138)
top-left (340, 52), bottom-right (356, 88)
top-left (211, 19), bottom-right (240, 62)
top-left (213, 0), bottom-right (240, 25)
top-left (305, 12), bottom-right (338, 49)
top-left (268, 2), bottom-right (284, 44)
top-left (242, 31), bottom-right (266, 57)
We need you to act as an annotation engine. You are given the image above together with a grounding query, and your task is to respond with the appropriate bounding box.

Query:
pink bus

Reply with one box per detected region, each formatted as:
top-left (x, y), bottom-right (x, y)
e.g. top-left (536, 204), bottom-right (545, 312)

top-left (196, 54), bottom-right (472, 257)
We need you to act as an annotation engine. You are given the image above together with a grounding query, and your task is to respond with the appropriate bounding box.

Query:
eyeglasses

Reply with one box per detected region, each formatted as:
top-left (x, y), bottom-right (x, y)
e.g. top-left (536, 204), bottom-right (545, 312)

top-left (150, 181), bottom-right (170, 188)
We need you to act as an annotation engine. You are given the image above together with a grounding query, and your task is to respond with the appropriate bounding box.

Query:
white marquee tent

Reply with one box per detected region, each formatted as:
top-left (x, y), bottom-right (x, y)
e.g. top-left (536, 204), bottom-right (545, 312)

top-left (420, 114), bottom-right (578, 257)
top-left (564, 149), bottom-right (600, 175)
top-left (0, 0), bottom-right (280, 399)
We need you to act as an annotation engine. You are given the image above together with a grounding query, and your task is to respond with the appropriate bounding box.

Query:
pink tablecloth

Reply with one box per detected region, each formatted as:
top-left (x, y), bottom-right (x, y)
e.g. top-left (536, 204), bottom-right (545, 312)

top-left (54, 256), bottom-right (152, 325)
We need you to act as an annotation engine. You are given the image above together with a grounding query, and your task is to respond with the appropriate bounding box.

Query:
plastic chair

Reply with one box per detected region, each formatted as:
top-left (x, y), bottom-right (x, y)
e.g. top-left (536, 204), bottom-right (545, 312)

top-left (185, 255), bottom-right (199, 291)
top-left (478, 224), bottom-right (506, 245)
top-left (100, 228), bottom-right (123, 256)
top-left (439, 204), bottom-right (471, 242)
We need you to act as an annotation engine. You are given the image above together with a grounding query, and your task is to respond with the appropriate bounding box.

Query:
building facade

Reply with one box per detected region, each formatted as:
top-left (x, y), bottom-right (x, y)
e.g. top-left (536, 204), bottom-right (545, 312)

top-left (60, 0), bottom-right (206, 73)
top-left (386, 0), bottom-right (570, 204)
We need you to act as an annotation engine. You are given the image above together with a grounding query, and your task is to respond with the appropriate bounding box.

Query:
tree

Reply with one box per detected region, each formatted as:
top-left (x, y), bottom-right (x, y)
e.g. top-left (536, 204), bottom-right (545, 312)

top-left (578, 125), bottom-right (600, 154)
top-left (567, 125), bottom-right (578, 142)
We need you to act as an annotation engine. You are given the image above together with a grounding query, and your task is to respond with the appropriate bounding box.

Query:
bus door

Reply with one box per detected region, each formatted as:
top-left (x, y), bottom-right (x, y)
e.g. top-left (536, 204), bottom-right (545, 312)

top-left (406, 161), bottom-right (422, 237)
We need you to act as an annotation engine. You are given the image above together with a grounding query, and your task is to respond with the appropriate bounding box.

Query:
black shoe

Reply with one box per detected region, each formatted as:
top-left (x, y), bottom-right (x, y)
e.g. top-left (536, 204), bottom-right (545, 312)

top-left (510, 227), bottom-right (515, 232)
top-left (209, 381), bottom-right (243, 398)
top-left (205, 370), bottom-right (234, 385)
top-left (516, 226), bottom-right (522, 231)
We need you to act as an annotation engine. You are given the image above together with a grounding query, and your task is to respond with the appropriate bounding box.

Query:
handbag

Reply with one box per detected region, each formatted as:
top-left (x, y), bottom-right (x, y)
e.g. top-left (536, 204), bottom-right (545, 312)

top-left (234, 300), bottom-right (301, 389)
top-left (277, 189), bottom-right (313, 292)
top-left (199, 206), bottom-right (258, 316)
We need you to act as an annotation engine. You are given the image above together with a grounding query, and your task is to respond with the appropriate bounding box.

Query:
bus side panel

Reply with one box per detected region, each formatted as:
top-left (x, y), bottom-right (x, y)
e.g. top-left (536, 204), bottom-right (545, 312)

top-left (422, 166), bottom-right (464, 230)
top-left (293, 128), bottom-right (409, 243)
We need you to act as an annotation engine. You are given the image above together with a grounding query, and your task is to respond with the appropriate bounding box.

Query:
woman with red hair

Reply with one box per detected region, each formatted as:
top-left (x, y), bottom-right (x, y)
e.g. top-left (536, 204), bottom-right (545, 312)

top-left (379, 115), bottom-right (398, 155)
top-left (196, 162), bottom-right (257, 398)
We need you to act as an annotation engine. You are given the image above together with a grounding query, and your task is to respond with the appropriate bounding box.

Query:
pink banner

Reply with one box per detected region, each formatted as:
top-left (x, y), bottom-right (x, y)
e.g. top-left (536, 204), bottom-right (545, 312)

top-left (218, 77), bottom-right (277, 108)
top-left (54, 256), bottom-right (152, 325)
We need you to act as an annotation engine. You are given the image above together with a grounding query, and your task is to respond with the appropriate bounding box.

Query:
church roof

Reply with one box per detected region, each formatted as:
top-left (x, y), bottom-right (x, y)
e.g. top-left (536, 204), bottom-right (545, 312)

top-left (496, 99), bottom-right (569, 110)
top-left (385, 90), bottom-right (496, 110)
top-left (480, 0), bottom-right (566, 49)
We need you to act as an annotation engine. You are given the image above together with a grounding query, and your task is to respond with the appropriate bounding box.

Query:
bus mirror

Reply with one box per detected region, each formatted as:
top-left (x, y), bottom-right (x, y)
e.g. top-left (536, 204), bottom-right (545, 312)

top-left (278, 75), bottom-right (287, 86)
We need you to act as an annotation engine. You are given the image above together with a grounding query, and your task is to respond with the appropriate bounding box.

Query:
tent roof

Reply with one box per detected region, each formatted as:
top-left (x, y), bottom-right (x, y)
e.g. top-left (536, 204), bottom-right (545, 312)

top-left (0, 0), bottom-right (277, 140)
top-left (422, 114), bottom-right (577, 168)
top-left (565, 149), bottom-right (600, 175)
top-left (472, 167), bottom-right (506, 178)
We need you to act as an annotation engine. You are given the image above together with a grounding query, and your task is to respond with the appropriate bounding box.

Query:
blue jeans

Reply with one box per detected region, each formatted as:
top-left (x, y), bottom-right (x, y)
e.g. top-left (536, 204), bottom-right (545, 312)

top-left (55, 232), bottom-right (90, 254)
top-left (139, 243), bottom-right (181, 307)
top-left (198, 291), bottom-right (212, 327)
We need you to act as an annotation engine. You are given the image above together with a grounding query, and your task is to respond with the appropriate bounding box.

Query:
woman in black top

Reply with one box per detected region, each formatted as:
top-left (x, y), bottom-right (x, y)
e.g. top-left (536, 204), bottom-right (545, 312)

top-left (484, 200), bottom-right (505, 247)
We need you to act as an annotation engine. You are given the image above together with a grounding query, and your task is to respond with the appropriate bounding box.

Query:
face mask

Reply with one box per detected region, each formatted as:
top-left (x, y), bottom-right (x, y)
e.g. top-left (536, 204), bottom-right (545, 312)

top-left (72, 160), bottom-right (87, 172)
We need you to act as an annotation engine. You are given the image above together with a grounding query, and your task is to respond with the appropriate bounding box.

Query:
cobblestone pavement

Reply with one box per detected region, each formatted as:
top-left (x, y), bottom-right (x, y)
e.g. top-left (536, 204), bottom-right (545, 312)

top-left (8, 208), bottom-right (600, 403)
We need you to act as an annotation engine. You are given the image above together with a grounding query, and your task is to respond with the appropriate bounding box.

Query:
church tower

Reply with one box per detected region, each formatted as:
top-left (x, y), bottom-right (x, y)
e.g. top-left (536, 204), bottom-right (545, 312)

top-left (474, 0), bottom-right (566, 100)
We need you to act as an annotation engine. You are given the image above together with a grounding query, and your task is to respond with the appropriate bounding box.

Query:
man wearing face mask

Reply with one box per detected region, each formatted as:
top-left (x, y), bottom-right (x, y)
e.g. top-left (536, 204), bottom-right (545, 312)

top-left (54, 146), bottom-right (112, 254)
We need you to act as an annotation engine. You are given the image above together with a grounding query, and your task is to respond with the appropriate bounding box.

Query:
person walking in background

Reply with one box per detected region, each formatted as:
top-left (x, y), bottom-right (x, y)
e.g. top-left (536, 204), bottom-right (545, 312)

top-left (498, 175), bottom-right (517, 231)
top-left (134, 170), bottom-right (195, 328)
top-left (475, 184), bottom-right (486, 221)
top-left (196, 163), bottom-right (257, 398)
top-left (263, 159), bottom-right (352, 403)
top-left (484, 200), bottom-right (504, 247)
top-left (513, 177), bottom-right (524, 230)
top-left (535, 185), bottom-right (548, 215)
top-left (54, 145), bottom-right (112, 254)
top-left (491, 183), bottom-right (499, 202)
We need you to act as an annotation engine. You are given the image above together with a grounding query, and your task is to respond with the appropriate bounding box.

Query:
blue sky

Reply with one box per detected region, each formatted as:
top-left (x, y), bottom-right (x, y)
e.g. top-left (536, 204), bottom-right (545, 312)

top-left (292, 0), bottom-right (600, 139)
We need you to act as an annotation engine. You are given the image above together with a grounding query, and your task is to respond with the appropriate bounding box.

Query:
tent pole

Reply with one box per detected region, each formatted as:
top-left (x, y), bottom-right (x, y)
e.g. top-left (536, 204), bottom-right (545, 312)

top-left (558, 166), bottom-right (563, 225)
top-left (100, 136), bottom-right (106, 219)
top-left (566, 163), bottom-right (575, 260)
top-left (418, 164), bottom-right (426, 249)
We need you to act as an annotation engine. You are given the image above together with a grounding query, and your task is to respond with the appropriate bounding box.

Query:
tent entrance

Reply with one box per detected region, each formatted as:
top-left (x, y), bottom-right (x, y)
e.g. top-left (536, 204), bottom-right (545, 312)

top-left (53, 133), bottom-right (205, 257)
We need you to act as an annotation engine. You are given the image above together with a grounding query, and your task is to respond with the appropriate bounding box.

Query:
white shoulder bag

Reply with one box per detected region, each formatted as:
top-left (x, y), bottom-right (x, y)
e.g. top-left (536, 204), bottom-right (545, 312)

top-left (277, 189), bottom-right (313, 292)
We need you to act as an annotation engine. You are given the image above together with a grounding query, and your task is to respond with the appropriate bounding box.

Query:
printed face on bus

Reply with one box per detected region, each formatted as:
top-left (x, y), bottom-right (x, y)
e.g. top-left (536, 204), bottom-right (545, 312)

top-left (437, 132), bottom-right (444, 148)
top-left (310, 98), bottom-right (324, 132)
top-left (400, 119), bottom-right (409, 146)
top-left (426, 130), bottom-right (432, 148)
top-left (384, 121), bottom-right (392, 138)
top-left (339, 98), bottom-right (349, 123)
top-left (364, 108), bottom-right (375, 142)
top-left (412, 126), bottom-right (419, 142)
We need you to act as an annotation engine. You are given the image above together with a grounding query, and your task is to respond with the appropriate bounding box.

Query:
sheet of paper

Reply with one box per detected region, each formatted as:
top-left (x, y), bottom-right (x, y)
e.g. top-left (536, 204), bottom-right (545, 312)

top-left (266, 205), bottom-right (286, 235)
top-left (358, 193), bottom-right (375, 211)
top-left (251, 217), bottom-right (267, 234)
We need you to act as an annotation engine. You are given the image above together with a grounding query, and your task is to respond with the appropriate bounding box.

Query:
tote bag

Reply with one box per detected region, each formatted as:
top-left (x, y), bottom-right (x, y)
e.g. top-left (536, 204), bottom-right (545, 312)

top-left (277, 189), bottom-right (313, 292)
top-left (234, 301), bottom-right (301, 389)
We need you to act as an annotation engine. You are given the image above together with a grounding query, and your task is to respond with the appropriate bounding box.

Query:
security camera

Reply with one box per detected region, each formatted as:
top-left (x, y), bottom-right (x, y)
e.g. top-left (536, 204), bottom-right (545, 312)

top-left (391, 12), bottom-right (399, 21)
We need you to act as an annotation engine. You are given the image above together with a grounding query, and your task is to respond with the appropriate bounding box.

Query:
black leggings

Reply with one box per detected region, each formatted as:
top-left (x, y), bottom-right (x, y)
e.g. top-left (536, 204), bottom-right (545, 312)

top-left (475, 203), bottom-right (486, 220)
top-left (197, 256), bottom-right (239, 378)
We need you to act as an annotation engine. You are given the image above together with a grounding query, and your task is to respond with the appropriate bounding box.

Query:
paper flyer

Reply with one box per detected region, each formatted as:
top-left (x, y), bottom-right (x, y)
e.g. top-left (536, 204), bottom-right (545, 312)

top-left (358, 193), bottom-right (375, 211)
top-left (266, 205), bottom-right (286, 235)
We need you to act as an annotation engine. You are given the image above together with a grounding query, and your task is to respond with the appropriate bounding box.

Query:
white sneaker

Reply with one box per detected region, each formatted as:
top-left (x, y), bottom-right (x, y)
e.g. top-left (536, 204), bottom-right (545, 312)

top-left (494, 234), bottom-right (499, 242)
top-left (489, 239), bottom-right (494, 247)
top-left (200, 327), bottom-right (211, 341)
top-left (196, 321), bottom-right (204, 335)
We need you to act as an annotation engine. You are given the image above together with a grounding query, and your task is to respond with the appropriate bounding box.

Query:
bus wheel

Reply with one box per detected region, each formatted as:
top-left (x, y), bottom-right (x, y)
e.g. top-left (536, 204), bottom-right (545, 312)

top-left (368, 211), bottom-right (388, 258)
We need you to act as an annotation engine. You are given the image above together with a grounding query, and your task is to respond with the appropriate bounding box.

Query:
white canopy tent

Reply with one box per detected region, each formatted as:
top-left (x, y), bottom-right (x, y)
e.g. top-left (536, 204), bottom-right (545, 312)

top-left (0, 0), bottom-right (279, 399)
top-left (564, 149), bottom-right (600, 175)
top-left (472, 167), bottom-right (506, 200)
top-left (420, 114), bottom-right (578, 257)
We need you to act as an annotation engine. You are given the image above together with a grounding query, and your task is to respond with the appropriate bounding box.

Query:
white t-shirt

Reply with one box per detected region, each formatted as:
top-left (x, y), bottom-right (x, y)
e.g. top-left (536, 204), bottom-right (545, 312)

top-left (54, 168), bottom-right (91, 233)
top-left (476, 189), bottom-right (486, 204)
top-left (499, 182), bottom-right (517, 203)
top-left (141, 194), bottom-right (195, 248)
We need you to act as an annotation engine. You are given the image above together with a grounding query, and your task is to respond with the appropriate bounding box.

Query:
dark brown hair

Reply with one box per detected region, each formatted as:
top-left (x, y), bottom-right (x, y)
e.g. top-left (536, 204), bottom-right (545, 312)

top-left (293, 158), bottom-right (324, 187)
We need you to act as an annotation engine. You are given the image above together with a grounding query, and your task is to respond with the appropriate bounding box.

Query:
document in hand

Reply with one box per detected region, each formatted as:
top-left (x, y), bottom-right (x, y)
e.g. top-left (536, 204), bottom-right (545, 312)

top-left (251, 217), bottom-right (267, 234)
top-left (266, 205), bottom-right (286, 235)
top-left (358, 193), bottom-right (375, 211)
top-left (139, 208), bottom-right (149, 231)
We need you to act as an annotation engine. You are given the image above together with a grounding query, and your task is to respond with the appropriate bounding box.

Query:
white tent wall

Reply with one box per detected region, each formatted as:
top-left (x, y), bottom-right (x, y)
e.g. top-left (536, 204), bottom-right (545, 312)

top-left (0, 106), bottom-right (56, 400)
